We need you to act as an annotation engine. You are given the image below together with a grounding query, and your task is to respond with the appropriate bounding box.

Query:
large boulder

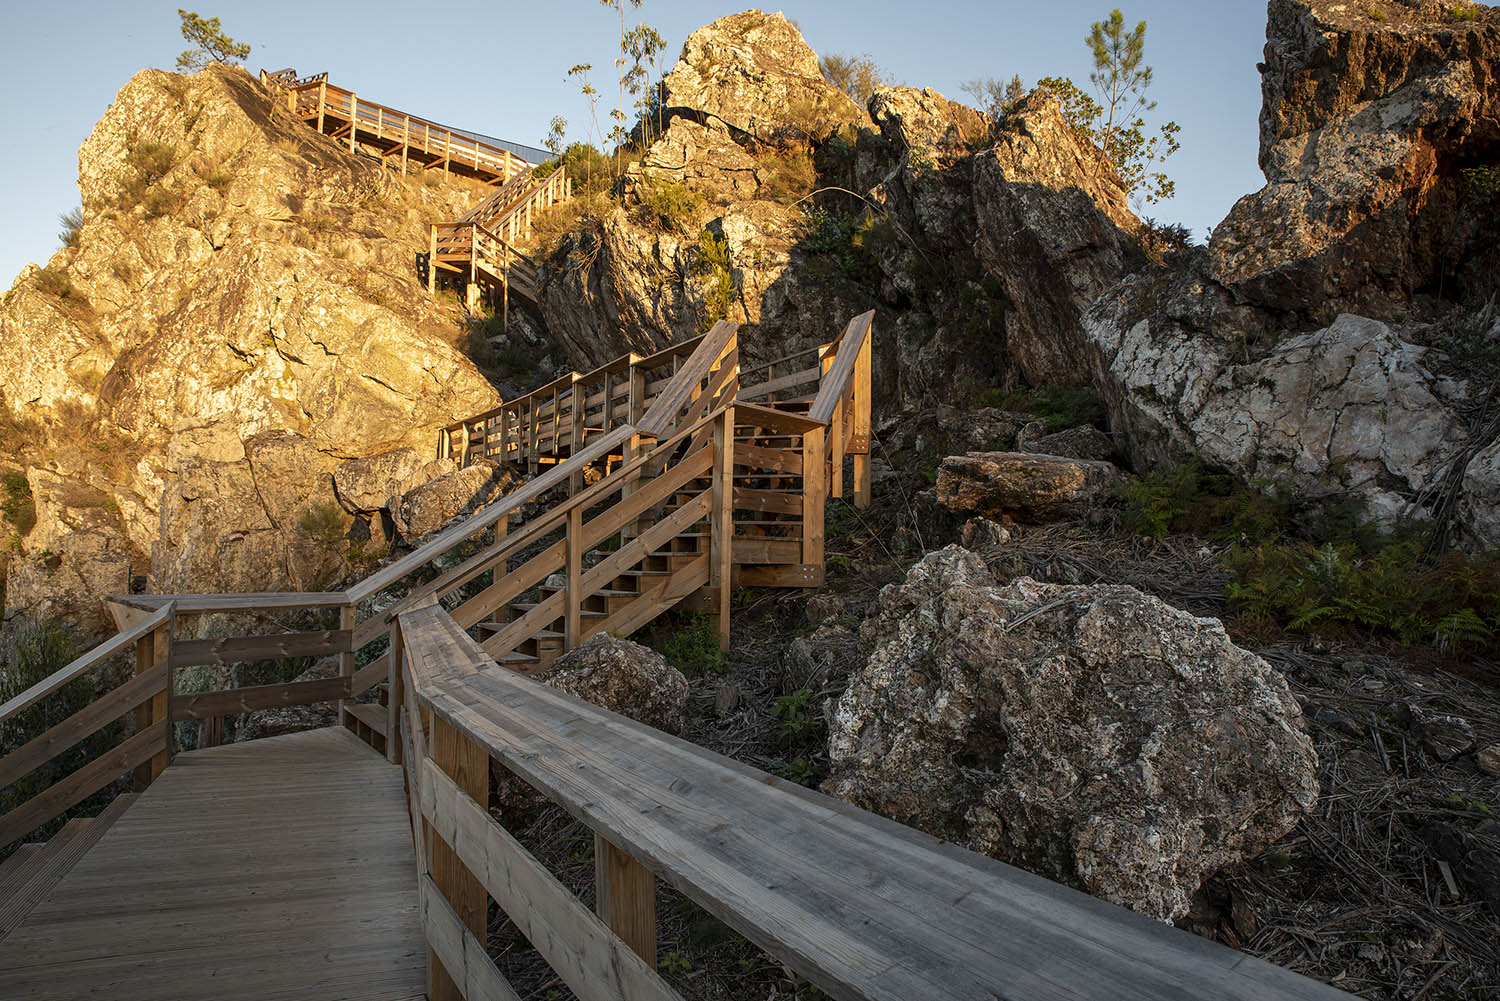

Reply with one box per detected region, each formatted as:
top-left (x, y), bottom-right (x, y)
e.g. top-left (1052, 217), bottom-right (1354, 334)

top-left (543, 634), bottom-right (689, 734)
top-left (392, 460), bottom-right (517, 541)
top-left (1084, 268), bottom-right (1470, 526)
top-left (825, 546), bottom-right (1319, 922)
top-left (868, 87), bottom-right (987, 165)
top-left (936, 451), bottom-right (1126, 523)
top-left (1210, 0), bottom-right (1500, 316)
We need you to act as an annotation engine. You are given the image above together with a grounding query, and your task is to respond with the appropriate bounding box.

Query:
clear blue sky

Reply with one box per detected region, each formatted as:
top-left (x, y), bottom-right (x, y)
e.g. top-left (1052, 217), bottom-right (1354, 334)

top-left (0, 1), bottom-right (1272, 287)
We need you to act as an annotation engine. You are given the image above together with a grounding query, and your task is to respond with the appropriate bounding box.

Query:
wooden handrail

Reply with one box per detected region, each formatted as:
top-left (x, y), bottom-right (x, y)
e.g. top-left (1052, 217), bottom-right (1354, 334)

top-left (637, 321), bottom-right (739, 436)
top-left (808, 309), bottom-right (874, 423)
top-left (0, 604), bottom-right (172, 726)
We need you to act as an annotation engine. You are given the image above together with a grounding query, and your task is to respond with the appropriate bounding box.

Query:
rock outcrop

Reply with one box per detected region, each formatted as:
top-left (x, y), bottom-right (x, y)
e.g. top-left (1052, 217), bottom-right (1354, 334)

top-left (0, 65), bottom-right (499, 626)
top-left (1211, 0), bottom-right (1500, 317)
top-left (825, 546), bottom-right (1319, 922)
top-left (1085, 278), bottom-right (1471, 525)
top-left (538, 9), bottom-right (1142, 408)
top-left (544, 634), bottom-right (689, 734)
top-left (937, 451), bottom-right (1126, 523)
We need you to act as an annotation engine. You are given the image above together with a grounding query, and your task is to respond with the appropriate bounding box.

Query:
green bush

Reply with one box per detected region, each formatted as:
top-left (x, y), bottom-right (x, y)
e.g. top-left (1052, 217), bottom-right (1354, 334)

top-left (296, 500), bottom-right (348, 551)
top-left (538, 142), bottom-right (612, 199)
top-left (978, 383), bottom-right (1105, 432)
top-left (1224, 539), bottom-right (1500, 651)
top-left (757, 150), bottom-right (817, 205)
top-left (2, 471), bottom-right (36, 536)
top-left (635, 178), bottom-right (702, 231)
top-left (692, 231), bottom-right (736, 329)
top-left (1121, 458), bottom-right (1288, 543)
top-left (126, 141), bottom-right (176, 182)
top-left (771, 688), bottom-right (817, 746)
top-left (657, 613), bottom-right (727, 677)
top-left (33, 266), bottom-right (78, 301)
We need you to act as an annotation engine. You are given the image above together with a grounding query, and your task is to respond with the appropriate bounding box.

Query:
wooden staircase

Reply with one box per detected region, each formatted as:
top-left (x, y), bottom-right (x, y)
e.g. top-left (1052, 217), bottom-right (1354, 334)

top-left (0, 792), bottom-right (137, 940)
top-left (256, 68), bottom-right (571, 316)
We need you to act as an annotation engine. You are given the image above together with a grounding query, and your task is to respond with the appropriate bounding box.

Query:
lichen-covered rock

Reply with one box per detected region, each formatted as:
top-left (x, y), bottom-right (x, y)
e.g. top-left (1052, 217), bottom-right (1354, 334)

top-left (543, 634), bottom-right (689, 734)
top-left (0, 64), bottom-right (498, 627)
top-left (393, 461), bottom-right (517, 541)
top-left (1016, 423), bottom-right (1118, 463)
top-left (936, 451), bottom-right (1126, 523)
top-left (1458, 438), bottom-right (1500, 552)
top-left (333, 448), bottom-right (447, 514)
top-left (959, 517), bottom-right (1012, 549)
top-left (1210, 0), bottom-right (1500, 316)
top-left (825, 546), bottom-right (1319, 922)
top-left (660, 10), bottom-right (866, 142)
top-left (1085, 277), bottom-right (1469, 526)
top-left (868, 87), bottom-right (986, 164)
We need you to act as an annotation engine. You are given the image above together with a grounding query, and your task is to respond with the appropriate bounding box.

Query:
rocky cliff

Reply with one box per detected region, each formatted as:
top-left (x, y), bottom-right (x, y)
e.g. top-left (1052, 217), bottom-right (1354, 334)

top-left (0, 66), bottom-right (500, 629)
top-left (537, 9), bottom-right (1144, 405)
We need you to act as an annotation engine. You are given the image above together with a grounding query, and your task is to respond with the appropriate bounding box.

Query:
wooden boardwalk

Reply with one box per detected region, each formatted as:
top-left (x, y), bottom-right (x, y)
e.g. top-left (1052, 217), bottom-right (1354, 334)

top-left (0, 727), bottom-right (424, 1001)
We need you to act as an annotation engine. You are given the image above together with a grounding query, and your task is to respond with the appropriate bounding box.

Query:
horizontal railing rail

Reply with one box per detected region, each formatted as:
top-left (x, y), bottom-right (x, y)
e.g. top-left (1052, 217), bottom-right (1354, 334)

top-left (393, 600), bottom-right (1354, 1001)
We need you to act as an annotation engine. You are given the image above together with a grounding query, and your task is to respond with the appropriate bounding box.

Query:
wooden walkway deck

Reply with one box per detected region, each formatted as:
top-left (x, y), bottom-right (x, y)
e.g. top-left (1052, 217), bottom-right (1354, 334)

top-left (0, 727), bottom-right (424, 1001)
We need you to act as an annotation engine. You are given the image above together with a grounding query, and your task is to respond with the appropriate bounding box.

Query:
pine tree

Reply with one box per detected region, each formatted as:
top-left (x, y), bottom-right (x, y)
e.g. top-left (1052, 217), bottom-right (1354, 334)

top-left (175, 10), bottom-right (250, 72)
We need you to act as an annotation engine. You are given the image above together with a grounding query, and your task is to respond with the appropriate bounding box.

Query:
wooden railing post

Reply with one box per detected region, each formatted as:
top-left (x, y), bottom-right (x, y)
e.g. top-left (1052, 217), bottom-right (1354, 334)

top-left (569, 375), bottom-right (586, 493)
top-left (133, 614), bottom-right (172, 790)
top-left (349, 93), bottom-right (359, 153)
top-left (596, 833), bottom-right (656, 966)
top-left (711, 407), bottom-right (735, 651)
top-left (338, 603), bottom-right (356, 726)
top-left (385, 625), bottom-right (404, 765)
top-left (802, 426), bottom-right (826, 571)
top-left (316, 80), bottom-right (327, 133)
top-left (852, 327), bottom-right (873, 510)
top-left (565, 506), bottom-right (582, 651)
top-left (427, 713), bottom-right (488, 1001)
top-left (427, 226), bottom-right (437, 295)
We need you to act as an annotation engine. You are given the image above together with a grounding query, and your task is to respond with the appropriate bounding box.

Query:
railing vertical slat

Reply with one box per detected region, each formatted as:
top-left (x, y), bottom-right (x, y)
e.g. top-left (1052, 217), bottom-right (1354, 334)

top-left (802, 426), bottom-right (826, 570)
top-left (711, 407), bottom-right (735, 651)
top-left (565, 506), bottom-right (582, 651)
top-left (427, 713), bottom-right (489, 1001)
top-left (595, 833), bottom-right (657, 967)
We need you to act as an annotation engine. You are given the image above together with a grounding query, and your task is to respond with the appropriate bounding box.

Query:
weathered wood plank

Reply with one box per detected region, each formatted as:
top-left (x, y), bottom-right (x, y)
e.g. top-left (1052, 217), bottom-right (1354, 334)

top-left (418, 875), bottom-right (520, 1001)
top-left (420, 759), bottom-right (681, 1001)
top-left (0, 726), bottom-right (164, 847)
top-left (808, 311), bottom-right (874, 424)
top-left (637, 321), bottom-right (738, 436)
top-left (0, 667), bottom-right (167, 791)
top-left (170, 629), bottom-right (352, 667)
top-left (168, 676), bottom-right (350, 721)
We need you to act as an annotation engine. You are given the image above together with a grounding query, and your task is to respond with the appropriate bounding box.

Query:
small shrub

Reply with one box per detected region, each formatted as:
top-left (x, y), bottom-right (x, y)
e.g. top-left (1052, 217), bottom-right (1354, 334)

top-left (2, 471), bottom-right (36, 536)
top-left (771, 688), bottom-right (817, 746)
top-left (1450, 1), bottom-right (1482, 20)
top-left (658, 612), bottom-right (727, 677)
top-left (757, 150), bottom-right (817, 205)
top-left (193, 157), bottom-right (234, 191)
top-left (977, 383), bottom-right (1105, 431)
top-left (296, 500), bottom-right (349, 551)
top-left (634, 178), bottom-right (702, 231)
top-left (126, 141), bottom-right (177, 184)
top-left (692, 231), bottom-right (736, 330)
top-left (1121, 458), bottom-right (1289, 543)
top-left (142, 185), bottom-right (187, 219)
top-left (57, 207), bottom-right (84, 249)
top-left (34, 266), bottom-right (77, 300)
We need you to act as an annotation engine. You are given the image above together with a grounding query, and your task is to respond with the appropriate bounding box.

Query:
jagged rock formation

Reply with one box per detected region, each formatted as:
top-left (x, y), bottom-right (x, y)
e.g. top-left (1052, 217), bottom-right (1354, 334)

top-left (539, 9), bottom-right (1142, 403)
top-left (1212, 0), bottom-right (1500, 317)
top-left (0, 65), bottom-right (500, 627)
top-left (825, 546), bottom-right (1320, 922)
top-left (937, 451), bottom-right (1126, 523)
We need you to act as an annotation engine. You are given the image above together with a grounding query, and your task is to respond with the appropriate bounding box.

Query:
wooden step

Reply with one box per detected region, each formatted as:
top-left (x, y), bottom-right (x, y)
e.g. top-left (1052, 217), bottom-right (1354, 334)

top-left (0, 793), bottom-right (138, 937)
top-left (496, 651), bottom-right (540, 668)
top-left (510, 602), bottom-right (606, 618)
top-left (342, 701), bottom-right (388, 740)
top-left (0, 845), bottom-right (42, 895)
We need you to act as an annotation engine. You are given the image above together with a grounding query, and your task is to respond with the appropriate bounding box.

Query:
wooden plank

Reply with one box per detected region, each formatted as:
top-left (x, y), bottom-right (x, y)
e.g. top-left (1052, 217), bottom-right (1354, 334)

top-left (420, 759), bottom-right (681, 1001)
top-left (733, 401), bottom-right (825, 435)
top-left (116, 592), bottom-right (349, 612)
top-left (0, 725), bottom-right (164, 847)
top-left (418, 875), bottom-right (521, 1001)
top-left (565, 506), bottom-right (583, 651)
top-left (0, 666), bottom-right (167, 792)
top-left (426, 666), bottom-right (1353, 1001)
top-left (427, 714), bottom-right (488, 1001)
top-left (343, 701), bottom-right (389, 739)
top-left (808, 311), bottom-right (874, 423)
top-left (736, 442), bottom-right (803, 475)
top-left (169, 676), bottom-right (350, 721)
top-left (351, 652), bottom-right (390, 698)
top-left (106, 600), bottom-right (151, 631)
top-left (0, 605), bottom-right (172, 727)
top-left (170, 629), bottom-right (352, 668)
top-left (350, 426), bottom-right (634, 603)
top-left (802, 426), bottom-right (826, 568)
top-left (739, 363), bottom-right (823, 401)
top-left (637, 322), bottom-right (738, 436)
top-left (711, 409), bottom-right (734, 651)
top-left (596, 833), bottom-right (658, 965)
top-left (732, 538), bottom-right (804, 564)
top-left (733, 487), bottom-right (803, 516)
top-left (737, 564), bottom-right (823, 587)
